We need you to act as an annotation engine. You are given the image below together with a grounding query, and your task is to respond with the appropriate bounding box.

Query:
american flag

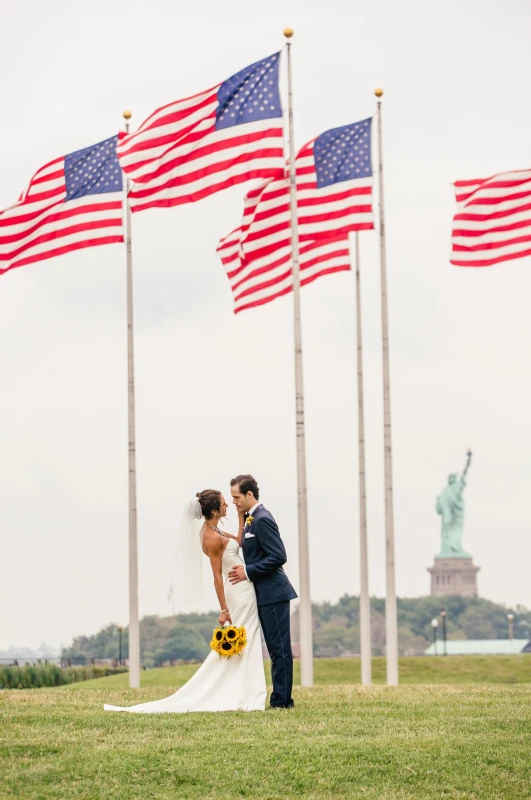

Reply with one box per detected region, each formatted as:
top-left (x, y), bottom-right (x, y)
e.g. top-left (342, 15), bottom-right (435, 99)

top-left (0, 135), bottom-right (124, 276)
top-left (451, 170), bottom-right (531, 267)
top-left (218, 118), bottom-right (374, 313)
top-left (222, 235), bottom-right (351, 314)
top-left (117, 53), bottom-right (285, 212)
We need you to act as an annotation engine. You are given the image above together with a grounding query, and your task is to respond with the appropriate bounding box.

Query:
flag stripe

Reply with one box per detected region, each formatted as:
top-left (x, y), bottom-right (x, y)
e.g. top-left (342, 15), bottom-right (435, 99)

top-left (454, 198), bottom-right (531, 224)
top-left (455, 173), bottom-right (531, 203)
top-left (233, 243), bottom-right (351, 296)
top-left (224, 235), bottom-right (352, 313)
top-left (117, 88), bottom-right (219, 162)
top-left (453, 232), bottom-right (531, 253)
top-left (230, 236), bottom-right (349, 286)
top-left (451, 169), bottom-right (531, 268)
top-left (453, 223), bottom-right (531, 247)
top-left (453, 212), bottom-right (531, 238)
top-left (232, 241), bottom-right (351, 313)
top-left (127, 124), bottom-right (281, 186)
top-left (9, 234), bottom-right (124, 271)
top-left (128, 136), bottom-right (284, 209)
top-left (129, 133), bottom-right (284, 194)
top-left (235, 263), bottom-right (351, 313)
top-left (117, 90), bottom-right (218, 163)
top-left (0, 214), bottom-right (123, 260)
top-left (451, 247), bottom-right (531, 268)
top-left (0, 201), bottom-right (122, 244)
top-left (129, 159), bottom-right (284, 211)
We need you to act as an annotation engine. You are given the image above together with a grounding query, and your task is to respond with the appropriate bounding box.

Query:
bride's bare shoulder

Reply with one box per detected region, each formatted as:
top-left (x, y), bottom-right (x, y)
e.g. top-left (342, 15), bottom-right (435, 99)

top-left (202, 528), bottom-right (222, 556)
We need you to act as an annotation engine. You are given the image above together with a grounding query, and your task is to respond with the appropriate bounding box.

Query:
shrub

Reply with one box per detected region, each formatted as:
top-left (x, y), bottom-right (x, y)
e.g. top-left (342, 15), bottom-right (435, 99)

top-left (0, 664), bottom-right (127, 689)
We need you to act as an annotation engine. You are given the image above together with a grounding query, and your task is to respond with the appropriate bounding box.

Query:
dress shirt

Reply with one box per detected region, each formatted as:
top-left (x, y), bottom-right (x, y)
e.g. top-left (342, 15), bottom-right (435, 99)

top-left (242, 502), bottom-right (260, 581)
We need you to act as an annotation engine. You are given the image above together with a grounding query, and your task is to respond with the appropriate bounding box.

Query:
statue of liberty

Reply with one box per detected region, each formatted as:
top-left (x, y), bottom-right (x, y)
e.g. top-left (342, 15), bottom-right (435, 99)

top-left (435, 451), bottom-right (472, 558)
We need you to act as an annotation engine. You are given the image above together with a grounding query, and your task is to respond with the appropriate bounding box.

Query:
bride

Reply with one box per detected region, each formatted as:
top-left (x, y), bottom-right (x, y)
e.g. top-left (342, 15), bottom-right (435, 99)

top-left (104, 489), bottom-right (267, 713)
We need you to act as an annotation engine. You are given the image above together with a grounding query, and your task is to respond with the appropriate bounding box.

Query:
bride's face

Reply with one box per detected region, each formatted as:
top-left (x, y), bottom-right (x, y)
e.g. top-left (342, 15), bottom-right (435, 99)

top-left (219, 496), bottom-right (228, 518)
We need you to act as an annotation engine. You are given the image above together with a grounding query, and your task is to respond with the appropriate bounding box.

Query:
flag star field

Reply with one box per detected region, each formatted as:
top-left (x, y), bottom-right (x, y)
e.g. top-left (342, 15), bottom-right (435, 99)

top-left (65, 136), bottom-right (123, 201)
top-left (313, 119), bottom-right (372, 189)
top-left (216, 53), bottom-right (282, 130)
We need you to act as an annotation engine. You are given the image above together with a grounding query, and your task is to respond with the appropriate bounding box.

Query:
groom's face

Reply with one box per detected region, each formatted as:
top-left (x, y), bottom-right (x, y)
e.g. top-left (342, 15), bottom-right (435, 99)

top-left (231, 485), bottom-right (255, 513)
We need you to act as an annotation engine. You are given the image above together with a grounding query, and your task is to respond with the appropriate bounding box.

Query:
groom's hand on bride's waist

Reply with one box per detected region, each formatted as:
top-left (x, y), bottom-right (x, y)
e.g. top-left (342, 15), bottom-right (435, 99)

top-left (228, 565), bottom-right (248, 584)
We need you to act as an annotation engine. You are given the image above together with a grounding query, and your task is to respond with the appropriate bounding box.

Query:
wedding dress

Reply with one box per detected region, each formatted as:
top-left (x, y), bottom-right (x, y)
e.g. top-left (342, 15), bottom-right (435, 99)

top-left (104, 539), bottom-right (267, 713)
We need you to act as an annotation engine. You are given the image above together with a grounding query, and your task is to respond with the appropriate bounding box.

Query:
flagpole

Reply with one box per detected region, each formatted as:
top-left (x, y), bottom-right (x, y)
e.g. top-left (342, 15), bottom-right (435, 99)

top-left (353, 232), bottom-right (372, 685)
top-left (375, 90), bottom-right (398, 685)
top-left (284, 28), bottom-right (313, 687)
top-left (123, 110), bottom-right (140, 690)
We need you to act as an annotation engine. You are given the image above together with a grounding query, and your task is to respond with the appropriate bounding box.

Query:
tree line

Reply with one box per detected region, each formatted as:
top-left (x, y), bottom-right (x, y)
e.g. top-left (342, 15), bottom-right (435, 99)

top-left (61, 595), bottom-right (531, 666)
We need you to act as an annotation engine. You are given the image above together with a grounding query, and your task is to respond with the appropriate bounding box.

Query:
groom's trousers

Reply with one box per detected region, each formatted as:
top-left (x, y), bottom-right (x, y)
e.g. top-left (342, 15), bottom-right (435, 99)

top-left (258, 601), bottom-right (294, 708)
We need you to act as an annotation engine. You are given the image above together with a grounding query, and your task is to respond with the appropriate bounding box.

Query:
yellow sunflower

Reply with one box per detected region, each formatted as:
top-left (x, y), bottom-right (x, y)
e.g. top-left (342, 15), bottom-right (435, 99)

top-left (231, 627), bottom-right (248, 655)
top-left (210, 626), bottom-right (228, 654)
top-left (224, 626), bottom-right (239, 643)
top-left (219, 639), bottom-right (235, 657)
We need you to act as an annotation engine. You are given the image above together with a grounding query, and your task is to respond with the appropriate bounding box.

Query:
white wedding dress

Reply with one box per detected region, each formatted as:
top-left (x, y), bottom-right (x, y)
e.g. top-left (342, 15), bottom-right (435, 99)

top-left (104, 539), bottom-right (267, 713)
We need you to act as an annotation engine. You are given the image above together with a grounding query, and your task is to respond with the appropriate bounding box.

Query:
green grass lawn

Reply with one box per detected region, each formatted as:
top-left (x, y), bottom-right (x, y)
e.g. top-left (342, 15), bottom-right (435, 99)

top-left (64, 654), bottom-right (531, 690)
top-left (2, 682), bottom-right (530, 800)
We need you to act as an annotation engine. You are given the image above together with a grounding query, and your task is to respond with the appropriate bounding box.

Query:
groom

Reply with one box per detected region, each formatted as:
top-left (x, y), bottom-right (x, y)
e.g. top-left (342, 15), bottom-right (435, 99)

top-left (228, 474), bottom-right (297, 709)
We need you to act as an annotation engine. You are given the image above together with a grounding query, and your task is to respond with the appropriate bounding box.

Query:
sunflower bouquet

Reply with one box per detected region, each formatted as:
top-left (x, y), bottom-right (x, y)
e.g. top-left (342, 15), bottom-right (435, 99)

top-left (210, 625), bottom-right (247, 658)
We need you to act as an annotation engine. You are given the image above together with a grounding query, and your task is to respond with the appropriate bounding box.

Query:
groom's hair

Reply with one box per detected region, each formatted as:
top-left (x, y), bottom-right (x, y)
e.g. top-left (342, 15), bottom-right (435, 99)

top-left (230, 474), bottom-right (259, 501)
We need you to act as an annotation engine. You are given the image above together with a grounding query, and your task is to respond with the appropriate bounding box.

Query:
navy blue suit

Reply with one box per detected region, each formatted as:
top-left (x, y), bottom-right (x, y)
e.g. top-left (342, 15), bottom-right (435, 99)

top-left (242, 504), bottom-right (297, 708)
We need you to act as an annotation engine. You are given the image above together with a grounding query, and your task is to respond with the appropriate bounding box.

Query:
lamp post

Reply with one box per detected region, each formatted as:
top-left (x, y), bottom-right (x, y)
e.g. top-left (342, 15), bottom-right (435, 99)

top-left (118, 626), bottom-right (123, 666)
top-left (507, 614), bottom-right (515, 643)
top-left (440, 608), bottom-right (447, 656)
top-left (431, 618), bottom-right (439, 656)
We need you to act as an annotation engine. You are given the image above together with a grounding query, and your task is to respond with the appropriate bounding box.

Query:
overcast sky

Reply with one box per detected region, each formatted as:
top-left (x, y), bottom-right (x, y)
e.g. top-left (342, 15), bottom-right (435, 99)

top-left (2, 0), bottom-right (531, 652)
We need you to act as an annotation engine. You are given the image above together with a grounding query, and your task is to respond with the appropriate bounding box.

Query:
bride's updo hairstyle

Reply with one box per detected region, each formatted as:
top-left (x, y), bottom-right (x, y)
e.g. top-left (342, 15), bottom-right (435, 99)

top-left (196, 489), bottom-right (222, 520)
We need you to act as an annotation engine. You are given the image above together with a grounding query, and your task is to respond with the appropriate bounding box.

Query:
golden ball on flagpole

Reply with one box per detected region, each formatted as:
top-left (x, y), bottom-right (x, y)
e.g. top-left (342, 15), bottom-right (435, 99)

top-left (123, 110), bottom-right (132, 120)
top-left (283, 28), bottom-right (294, 38)
top-left (374, 88), bottom-right (384, 98)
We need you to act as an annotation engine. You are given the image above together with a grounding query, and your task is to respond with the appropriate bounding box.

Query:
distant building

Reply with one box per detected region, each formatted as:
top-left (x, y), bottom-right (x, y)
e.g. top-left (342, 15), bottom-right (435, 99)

top-left (428, 558), bottom-right (480, 597)
top-left (425, 639), bottom-right (530, 656)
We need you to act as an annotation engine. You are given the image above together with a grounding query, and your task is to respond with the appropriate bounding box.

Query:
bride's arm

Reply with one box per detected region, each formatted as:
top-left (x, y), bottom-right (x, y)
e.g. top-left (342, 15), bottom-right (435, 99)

top-left (234, 509), bottom-right (246, 546)
top-left (221, 511), bottom-right (246, 546)
top-left (206, 538), bottom-right (232, 625)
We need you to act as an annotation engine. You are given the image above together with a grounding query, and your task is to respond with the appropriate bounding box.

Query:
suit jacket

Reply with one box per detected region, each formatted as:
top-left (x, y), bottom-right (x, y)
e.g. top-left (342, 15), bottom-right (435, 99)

top-left (242, 504), bottom-right (298, 607)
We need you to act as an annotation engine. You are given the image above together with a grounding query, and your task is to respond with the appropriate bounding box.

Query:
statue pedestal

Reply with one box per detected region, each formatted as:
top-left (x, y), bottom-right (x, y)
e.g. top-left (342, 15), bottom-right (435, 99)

top-left (427, 557), bottom-right (480, 597)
